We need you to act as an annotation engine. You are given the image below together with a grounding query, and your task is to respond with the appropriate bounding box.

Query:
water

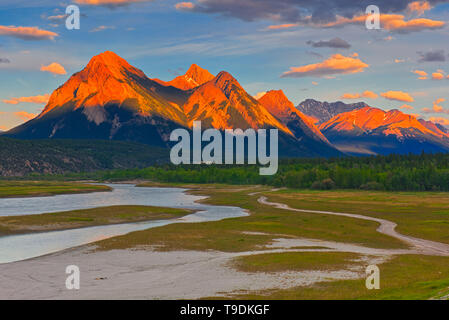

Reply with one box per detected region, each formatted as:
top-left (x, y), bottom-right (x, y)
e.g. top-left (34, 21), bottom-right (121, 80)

top-left (0, 184), bottom-right (247, 264)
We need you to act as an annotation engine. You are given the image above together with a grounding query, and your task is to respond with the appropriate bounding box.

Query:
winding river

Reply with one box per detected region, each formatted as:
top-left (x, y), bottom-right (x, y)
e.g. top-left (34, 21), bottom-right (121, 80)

top-left (0, 184), bottom-right (247, 264)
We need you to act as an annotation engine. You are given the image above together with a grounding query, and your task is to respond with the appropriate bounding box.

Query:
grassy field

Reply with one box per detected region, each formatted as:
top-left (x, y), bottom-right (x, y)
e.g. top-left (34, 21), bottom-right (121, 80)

top-left (233, 252), bottom-right (360, 273)
top-left (235, 254), bottom-right (449, 300)
top-left (265, 189), bottom-right (449, 245)
top-left (0, 181), bottom-right (111, 198)
top-left (0, 205), bottom-right (192, 235)
top-left (96, 184), bottom-right (407, 252)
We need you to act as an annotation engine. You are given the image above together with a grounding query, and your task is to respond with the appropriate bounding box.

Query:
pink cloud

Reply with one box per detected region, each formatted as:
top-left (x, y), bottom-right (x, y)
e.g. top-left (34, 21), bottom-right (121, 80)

top-left (407, 1), bottom-right (432, 16)
top-left (40, 62), bottom-right (67, 75)
top-left (13, 111), bottom-right (37, 121)
top-left (0, 25), bottom-right (58, 40)
top-left (2, 94), bottom-right (50, 105)
top-left (266, 23), bottom-right (299, 30)
top-left (75, 0), bottom-right (148, 6)
top-left (432, 72), bottom-right (444, 80)
top-left (320, 13), bottom-right (444, 33)
top-left (175, 2), bottom-right (195, 10)
top-left (380, 90), bottom-right (414, 102)
top-left (341, 90), bottom-right (378, 99)
top-left (413, 70), bottom-right (428, 80)
top-left (281, 53), bottom-right (369, 78)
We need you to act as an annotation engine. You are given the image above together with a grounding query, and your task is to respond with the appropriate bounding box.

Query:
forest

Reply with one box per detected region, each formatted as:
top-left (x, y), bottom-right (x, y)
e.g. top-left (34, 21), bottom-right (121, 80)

top-left (62, 152), bottom-right (449, 191)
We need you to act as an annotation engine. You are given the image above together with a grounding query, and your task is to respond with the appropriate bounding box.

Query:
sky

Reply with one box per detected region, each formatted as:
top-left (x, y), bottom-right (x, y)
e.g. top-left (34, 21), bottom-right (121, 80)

top-left (1, 0), bottom-right (449, 130)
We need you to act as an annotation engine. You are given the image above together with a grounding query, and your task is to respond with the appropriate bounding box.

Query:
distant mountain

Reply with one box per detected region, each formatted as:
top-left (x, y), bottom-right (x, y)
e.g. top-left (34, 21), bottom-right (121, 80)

top-left (320, 106), bottom-right (449, 155)
top-left (0, 137), bottom-right (168, 177)
top-left (297, 99), bottom-right (368, 124)
top-left (3, 51), bottom-right (342, 158)
top-left (153, 64), bottom-right (215, 90)
top-left (258, 90), bottom-right (341, 156)
top-left (418, 119), bottom-right (449, 137)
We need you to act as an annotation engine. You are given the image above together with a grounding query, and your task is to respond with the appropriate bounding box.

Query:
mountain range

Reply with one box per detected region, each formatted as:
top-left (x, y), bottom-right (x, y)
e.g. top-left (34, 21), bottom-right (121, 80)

top-left (2, 51), bottom-right (449, 157)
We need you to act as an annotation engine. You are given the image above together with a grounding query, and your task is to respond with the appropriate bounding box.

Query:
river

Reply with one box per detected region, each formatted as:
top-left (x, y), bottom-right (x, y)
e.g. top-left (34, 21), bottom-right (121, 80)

top-left (0, 184), bottom-right (247, 264)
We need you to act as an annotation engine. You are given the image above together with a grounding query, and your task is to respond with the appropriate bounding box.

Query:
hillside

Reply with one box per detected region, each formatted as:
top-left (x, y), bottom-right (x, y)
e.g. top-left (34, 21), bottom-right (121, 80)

top-left (0, 138), bottom-right (168, 177)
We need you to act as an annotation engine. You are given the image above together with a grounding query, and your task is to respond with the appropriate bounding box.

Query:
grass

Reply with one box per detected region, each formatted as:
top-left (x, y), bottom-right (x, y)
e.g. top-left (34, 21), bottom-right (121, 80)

top-left (95, 184), bottom-right (407, 252)
top-left (0, 181), bottom-right (111, 198)
top-left (232, 252), bottom-right (360, 273)
top-left (234, 254), bottom-right (449, 300)
top-left (265, 189), bottom-right (449, 245)
top-left (0, 205), bottom-right (192, 235)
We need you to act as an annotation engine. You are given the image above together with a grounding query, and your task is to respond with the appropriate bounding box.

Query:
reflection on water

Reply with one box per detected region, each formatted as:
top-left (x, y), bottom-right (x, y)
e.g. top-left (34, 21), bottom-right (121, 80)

top-left (0, 184), bottom-right (247, 264)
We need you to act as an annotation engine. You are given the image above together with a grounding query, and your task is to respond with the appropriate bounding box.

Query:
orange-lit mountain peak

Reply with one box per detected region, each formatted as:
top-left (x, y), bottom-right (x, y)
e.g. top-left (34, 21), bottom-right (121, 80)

top-left (160, 64), bottom-right (215, 90)
top-left (258, 90), bottom-right (294, 112)
top-left (39, 51), bottom-right (187, 125)
top-left (212, 71), bottom-right (245, 96)
top-left (320, 105), bottom-right (447, 139)
top-left (258, 90), bottom-right (330, 144)
top-left (185, 64), bottom-right (214, 83)
top-left (83, 51), bottom-right (146, 80)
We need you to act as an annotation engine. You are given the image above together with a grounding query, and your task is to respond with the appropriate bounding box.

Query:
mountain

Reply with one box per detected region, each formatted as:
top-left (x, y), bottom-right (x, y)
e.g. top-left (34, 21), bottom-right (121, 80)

top-left (297, 99), bottom-right (368, 124)
top-left (183, 72), bottom-right (291, 133)
top-left (153, 64), bottom-right (215, 90)
top-left (3, 51), bottom-right (343, 158)
top-left (418, 119), bottom-right (449, 137)
top-left (0, 137), bottom-right (168, 177)
top-left (6, 51), bottom-right (189, 147)
top-left (320, 106), bottom-right (449, 155)
top-left (257, 90), bottom-right (341, 156)
top-left (258, 90), bottom-right (329, 143)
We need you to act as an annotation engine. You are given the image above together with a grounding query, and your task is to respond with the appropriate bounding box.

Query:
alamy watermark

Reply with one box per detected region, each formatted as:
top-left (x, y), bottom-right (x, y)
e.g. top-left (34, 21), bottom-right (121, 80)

top-left (66, 5), bottom-right (80, 30)
top-left (366, 265), bottom-right (380, 290)
top-left (169, 121), bottom-right (279, 175)
top-left (366, 5), bottom-right (381, 30)
top-left (65, 265), bottom-right (80, 290)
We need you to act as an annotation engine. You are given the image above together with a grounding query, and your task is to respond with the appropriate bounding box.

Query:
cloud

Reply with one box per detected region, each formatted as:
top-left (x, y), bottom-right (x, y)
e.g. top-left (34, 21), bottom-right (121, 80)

top-left (266, 23), bottom-right (299, 30)
top-left (432, 72), bottom-right (444, 80)
top-left (0, 25), bottom-right (58, 40)
top-left (321, 13), bottom-right (445, 33)
top-left (429, 117), bottom-right (449, 126)
top-left (400, 104), bottom-right (414, 110)
top-left (40, 62), bottom-right (67, 75)
top-left (90, 25), bottom-right (116, 32)
top-left (341, 90), bottom-right (378, 99)
top-left (394, 58), bottom-right (405, 63)
top-left (422, 98), bottom-right (446, 113)
top-left (175, 2), bottom-right (196, 10)
top-left (407, 1), bottom-right (432, 16)
top-left (306, 37), bottom-right (351, 49)
top-left (0, 58), bottom-right (10, 63)
top-left (413, 69), bottom-right (428, 79)
top-left (380, 90), bottom-right (414, 102)
top-left (177, 0), bottom-right (445, 30)
top-left (74, 0), bottom-right (150, 7)
top-left (281, 53), bottom-right (369, 78)
top-left (254, 91), bottom-right (267, 99)
top-left (13, 111), bottom-right (37, 121)
top-left (2, 94), bottom-right (50, 105)
top-left (46, 14), bottom-right (69, 24)
top-left (418, 49), bottom-right (446, 62)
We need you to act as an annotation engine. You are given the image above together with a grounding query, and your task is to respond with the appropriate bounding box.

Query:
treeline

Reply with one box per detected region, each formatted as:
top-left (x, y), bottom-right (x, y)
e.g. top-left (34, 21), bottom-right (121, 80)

top-left (65, 153), bottom-right (449, 191)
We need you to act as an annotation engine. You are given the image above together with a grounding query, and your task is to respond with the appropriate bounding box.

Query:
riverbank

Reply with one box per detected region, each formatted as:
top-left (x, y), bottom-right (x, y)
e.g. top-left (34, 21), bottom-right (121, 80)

top-left (0, 205), bottom-right (192, 236)
top-left (0, 181), bottom-right (111, 198)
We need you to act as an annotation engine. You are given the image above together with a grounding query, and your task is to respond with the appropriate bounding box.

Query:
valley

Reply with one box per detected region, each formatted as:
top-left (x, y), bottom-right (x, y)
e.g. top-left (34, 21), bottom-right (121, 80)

top-left (1, 182), bottom-right (449, 299)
